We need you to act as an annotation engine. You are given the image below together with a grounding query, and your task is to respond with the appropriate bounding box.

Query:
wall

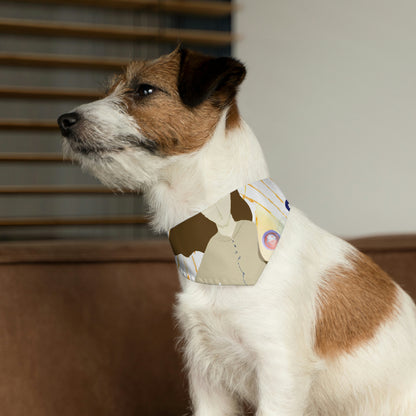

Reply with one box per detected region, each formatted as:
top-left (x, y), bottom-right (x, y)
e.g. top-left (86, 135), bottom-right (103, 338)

top-left (234, 0), bottom-right (416, 238)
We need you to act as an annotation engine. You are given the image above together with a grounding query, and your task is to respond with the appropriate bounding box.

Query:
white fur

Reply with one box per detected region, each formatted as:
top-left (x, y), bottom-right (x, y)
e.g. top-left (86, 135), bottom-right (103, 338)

top-left (63, 89), bottom-right (169, 191)
top-left (64, 95), bottom-right (416, 415)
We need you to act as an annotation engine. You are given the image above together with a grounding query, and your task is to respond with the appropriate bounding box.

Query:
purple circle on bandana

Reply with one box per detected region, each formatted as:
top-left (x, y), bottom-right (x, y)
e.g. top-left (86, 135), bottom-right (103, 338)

top-left (262, 230), bottom-right (280, 250)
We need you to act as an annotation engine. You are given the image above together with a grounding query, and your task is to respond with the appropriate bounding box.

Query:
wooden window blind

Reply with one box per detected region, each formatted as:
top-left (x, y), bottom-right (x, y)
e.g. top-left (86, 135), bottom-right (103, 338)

top-left (0, 0), bottom-right (234, 241)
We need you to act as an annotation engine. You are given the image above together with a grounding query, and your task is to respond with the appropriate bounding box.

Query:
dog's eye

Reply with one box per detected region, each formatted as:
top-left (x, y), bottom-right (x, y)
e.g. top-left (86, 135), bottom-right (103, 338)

top-left (134, 84), bottom-right (156, 98)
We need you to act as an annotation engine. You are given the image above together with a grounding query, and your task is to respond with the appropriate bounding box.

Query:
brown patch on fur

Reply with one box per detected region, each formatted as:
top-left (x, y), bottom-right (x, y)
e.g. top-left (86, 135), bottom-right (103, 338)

top-left (107, 50), bottom-right (224, 156)
top-left (226, 99), bottom-right (241, 130)
top-left (315, 251), bottom-right (398, 358)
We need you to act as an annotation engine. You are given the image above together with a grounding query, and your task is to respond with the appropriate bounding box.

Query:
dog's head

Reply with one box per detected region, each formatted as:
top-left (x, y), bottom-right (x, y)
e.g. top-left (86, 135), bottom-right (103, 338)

top-left (58, 47), bottom-right (246, 191)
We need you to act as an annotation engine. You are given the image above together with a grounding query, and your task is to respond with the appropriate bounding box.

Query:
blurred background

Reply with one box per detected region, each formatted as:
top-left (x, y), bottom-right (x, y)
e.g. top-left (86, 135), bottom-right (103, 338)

top-left (0, 0), bottom-right (415, 240)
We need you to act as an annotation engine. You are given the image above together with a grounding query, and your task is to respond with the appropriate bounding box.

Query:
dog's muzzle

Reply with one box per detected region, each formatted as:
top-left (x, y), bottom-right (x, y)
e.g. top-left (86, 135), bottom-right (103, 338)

top-left (57, 112), bottom-right (80, 137)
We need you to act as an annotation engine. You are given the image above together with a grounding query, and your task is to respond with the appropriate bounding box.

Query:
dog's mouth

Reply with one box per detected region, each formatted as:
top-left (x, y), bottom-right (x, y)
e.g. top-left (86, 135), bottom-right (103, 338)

top-left (57, 113), bottom-right (102, 155)
top-left (58, 111), bottom-right (160, 160)
top-left (58, 113), bottom-right (127, 157)
top-left (63, 133), bottom-right (124, 156)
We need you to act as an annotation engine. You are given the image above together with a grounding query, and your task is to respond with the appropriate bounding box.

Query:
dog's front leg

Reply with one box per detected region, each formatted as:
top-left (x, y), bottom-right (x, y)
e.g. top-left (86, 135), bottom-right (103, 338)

top-left (254, 345), bottom-right (312, 416)
top-left (189, 368), bottom-right (241, 416)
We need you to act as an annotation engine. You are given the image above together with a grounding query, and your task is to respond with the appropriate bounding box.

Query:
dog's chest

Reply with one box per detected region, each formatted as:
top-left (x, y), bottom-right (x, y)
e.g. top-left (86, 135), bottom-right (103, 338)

top-left (176, 289), bottom-right (258, 394)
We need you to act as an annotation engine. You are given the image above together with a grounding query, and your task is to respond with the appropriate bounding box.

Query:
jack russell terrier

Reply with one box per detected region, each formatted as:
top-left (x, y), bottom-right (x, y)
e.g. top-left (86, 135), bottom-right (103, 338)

top-left (58, 47), bottom-right (416, 416)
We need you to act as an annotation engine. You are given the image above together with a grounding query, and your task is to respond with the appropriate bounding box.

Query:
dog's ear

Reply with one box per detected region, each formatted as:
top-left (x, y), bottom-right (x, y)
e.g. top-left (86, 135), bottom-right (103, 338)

top-left (178, 48), bottom-right (246, 108)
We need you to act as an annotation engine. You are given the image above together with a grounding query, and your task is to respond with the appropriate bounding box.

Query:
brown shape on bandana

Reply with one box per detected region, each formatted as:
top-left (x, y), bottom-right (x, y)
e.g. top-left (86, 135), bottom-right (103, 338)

top-left (169, 190), bottom-right (253, 258)
top-left (169, 213), bottom-right (217, 257)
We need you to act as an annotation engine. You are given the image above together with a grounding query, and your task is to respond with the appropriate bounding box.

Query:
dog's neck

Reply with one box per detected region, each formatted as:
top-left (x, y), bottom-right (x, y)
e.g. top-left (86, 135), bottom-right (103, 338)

top-left (145, 111), bottom-right (270, 233)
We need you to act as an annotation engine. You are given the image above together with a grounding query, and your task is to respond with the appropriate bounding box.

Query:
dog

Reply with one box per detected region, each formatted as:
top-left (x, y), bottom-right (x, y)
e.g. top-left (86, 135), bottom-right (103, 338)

top-left (58, 47), bottom-right (416, 415)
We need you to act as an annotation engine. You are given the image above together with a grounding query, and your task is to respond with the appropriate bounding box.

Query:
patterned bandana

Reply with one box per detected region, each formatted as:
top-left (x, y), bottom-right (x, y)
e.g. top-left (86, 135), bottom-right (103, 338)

top-left (168, 178), bottom-right (290, 286)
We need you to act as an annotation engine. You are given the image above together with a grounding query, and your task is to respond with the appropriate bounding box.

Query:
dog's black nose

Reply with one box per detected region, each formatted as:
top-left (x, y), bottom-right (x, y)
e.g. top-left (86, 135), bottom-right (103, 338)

top-left (57, 112), bottom-right (80, 136)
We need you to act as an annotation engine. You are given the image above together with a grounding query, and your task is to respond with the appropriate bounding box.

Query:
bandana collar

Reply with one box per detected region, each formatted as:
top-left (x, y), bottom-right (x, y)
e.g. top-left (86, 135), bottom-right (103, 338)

top-left (168, 178), bottom-right (290, 286)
